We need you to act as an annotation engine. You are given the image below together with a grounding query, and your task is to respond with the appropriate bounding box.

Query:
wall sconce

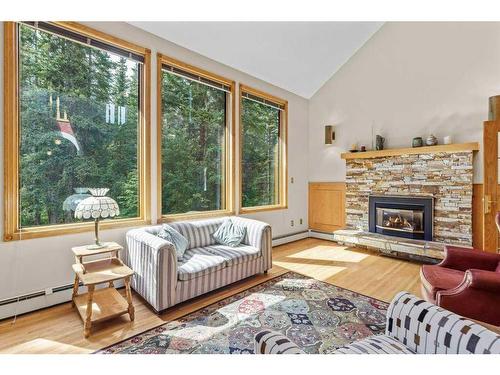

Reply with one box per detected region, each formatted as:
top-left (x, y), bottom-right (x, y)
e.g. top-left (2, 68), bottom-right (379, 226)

top-left (325, 125), bottom-right (335, 144)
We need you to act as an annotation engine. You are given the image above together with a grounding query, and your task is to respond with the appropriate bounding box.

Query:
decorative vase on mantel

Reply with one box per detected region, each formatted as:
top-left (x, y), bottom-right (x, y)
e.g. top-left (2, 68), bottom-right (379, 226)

top-left (412, 137), bottom-right (423, 148)
top-left (375, 135), bottom-right (385, 150)
top-left (425, 134), bottom-right (438, 146)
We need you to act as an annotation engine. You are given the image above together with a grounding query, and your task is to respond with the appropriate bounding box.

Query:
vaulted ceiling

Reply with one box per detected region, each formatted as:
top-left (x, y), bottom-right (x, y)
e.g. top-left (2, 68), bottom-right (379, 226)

top-left (129, 22), bottom-right (383, 98)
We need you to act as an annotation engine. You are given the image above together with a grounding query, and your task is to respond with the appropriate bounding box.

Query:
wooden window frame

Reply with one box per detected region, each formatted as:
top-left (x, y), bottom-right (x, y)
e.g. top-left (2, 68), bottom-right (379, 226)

top-left (239, 84), bottom-right (288, 214)
top-left (3, 22), bottom-right (151, 241)
top-left (156, 53), bottom-right (235, 222)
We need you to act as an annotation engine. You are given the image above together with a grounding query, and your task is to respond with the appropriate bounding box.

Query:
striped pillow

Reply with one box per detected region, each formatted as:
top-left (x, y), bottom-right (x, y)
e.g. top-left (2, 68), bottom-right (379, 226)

top-left (212, 219), bottom-right (246, 247)
top-left (157, 224), bottom-right (189, 260)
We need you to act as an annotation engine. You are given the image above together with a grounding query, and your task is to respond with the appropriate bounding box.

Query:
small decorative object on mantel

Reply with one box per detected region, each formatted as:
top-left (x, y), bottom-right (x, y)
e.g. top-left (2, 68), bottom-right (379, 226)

top-left (349, 143), bottom-right (359, 153)
top-left (360, 145), bottom-right (367, 152)
top-left (375, 135), bottom-right (385, 150)
top-left (412, 137), bottom-right (423, 148)
top-left (443, 135), bottom-right (452, 145)
top-left (425, 134), bottom-right (438, 146)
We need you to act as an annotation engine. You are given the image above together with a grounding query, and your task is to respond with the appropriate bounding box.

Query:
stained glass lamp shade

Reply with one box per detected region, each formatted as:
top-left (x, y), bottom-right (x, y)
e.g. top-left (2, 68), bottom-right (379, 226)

top-left (74, 188), bottom-right (119, 249)
top-left (63, 188), bottom-right (91, 212)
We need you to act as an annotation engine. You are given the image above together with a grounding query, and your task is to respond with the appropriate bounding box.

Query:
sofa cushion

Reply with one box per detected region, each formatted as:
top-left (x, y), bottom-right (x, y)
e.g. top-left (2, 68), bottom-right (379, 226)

top-left (420, 265), bottom-right (465, 299)
top-left (204, 244), bottom-right (261, 266)
top-left (177, 248), bottom-right (227, 281)
top-left (335, 335), bottom-right (415, 354)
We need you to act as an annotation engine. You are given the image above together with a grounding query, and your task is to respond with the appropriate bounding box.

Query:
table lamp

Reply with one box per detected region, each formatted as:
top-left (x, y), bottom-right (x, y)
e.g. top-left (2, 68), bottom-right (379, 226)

top-left (74, 188), bottom-right (119, 249)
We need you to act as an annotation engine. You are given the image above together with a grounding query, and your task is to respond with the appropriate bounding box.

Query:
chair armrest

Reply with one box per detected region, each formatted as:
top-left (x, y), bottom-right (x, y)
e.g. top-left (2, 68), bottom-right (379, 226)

top-left (124, 228), bottom-right (178, 312)
top-left (439, 246), bottom-right (499, 272)
top-left (436, 270), bottom-right (500, 326)
top-left (439, 269), bottom-right (500, 295)
top-left (467, 269), bottom-right (500, 292)
top-left (254, 330), bottom-right (304, 354)
top-left (232, 217), bottom-right (273, 271)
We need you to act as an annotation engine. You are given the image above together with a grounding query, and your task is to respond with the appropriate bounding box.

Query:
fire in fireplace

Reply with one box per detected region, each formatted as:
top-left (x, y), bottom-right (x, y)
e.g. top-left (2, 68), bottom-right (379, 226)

top-left (368, 195), bottom-right (433, 241)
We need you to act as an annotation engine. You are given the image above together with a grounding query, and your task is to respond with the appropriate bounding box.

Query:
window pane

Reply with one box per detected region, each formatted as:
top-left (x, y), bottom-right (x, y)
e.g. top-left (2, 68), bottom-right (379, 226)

top-left (241, 97), bottom-right (281, 207)
top-left (161, 71), bottom-right (227, 215)
top-left (18, 24), bottom-right (141, 227)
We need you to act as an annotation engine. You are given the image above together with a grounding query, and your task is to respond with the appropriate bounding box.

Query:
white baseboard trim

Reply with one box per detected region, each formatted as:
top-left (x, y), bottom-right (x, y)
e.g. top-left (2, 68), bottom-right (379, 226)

top-left (308, 230), bottom-right (335, 241)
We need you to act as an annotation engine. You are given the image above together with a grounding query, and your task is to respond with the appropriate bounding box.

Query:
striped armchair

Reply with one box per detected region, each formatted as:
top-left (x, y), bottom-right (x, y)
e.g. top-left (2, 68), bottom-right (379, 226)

top-left (254, 292), bottom-right (500, 354)
top-left (123, 216), bottom-right (272, 312)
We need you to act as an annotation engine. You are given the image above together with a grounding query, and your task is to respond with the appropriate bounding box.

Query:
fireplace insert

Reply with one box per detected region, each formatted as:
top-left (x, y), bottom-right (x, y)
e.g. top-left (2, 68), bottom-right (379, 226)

top-left (368, 195), bottom-right (433, 241)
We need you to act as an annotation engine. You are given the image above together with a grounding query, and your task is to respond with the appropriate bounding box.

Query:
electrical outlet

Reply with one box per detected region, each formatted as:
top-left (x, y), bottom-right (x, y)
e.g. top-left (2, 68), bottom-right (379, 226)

top-left (299, 218), bottom-right (303, 225)
top-left (290, 220), bottom-right (294, 227)
top-left (290, 177), bottom-right (294, 183)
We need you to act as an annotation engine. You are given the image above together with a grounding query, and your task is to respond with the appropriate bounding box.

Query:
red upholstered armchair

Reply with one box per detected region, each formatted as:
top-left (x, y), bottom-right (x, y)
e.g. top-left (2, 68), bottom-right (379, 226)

top-left (420, 246), bottom-right (500, 326)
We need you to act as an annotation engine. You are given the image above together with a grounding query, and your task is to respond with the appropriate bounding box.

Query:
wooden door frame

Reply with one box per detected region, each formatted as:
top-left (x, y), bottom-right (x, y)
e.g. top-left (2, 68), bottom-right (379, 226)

top-left (482, 120), bottom-right (500, 252)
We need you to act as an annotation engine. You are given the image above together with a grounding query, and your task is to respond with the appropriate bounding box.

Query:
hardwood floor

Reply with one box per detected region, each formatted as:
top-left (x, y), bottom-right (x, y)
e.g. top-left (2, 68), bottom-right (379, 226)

top-left (0, 238), bottom-right (422, 354)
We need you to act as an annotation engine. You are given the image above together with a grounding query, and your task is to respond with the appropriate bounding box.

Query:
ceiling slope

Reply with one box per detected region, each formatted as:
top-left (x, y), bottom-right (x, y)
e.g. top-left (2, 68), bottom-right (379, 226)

top-left (129, 22), bottom-right (383, 98)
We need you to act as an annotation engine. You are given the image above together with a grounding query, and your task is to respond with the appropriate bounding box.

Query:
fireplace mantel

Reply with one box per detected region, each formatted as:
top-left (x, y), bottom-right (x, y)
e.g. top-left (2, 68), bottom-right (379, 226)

top-left (341, 142), bottom-right (479, 160)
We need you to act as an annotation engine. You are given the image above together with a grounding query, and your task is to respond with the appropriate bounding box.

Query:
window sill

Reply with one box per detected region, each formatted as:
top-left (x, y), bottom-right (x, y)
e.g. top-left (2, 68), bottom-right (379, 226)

top-left (239, 205), bottom-right (288, 214)
top-left (4, 217), bottom-right (151, 241)
top-left (160, 210), bottom-right (235, 223)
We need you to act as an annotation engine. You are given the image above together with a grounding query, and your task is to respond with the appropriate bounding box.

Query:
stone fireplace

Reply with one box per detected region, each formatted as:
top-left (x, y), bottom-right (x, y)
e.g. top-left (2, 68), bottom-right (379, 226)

top-left (345, 148), bottom-right (474, 246)
top-left (334, 143), bottom-right (479, 261)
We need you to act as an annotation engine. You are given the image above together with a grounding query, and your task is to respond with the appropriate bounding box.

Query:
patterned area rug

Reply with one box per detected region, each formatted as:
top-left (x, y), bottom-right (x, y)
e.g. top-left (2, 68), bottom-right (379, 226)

top-left (99, 272), bottom-right (389, 354)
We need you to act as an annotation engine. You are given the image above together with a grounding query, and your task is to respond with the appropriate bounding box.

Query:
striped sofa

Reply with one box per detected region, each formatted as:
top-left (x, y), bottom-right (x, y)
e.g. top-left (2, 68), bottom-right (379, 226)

top-left (254, 292), bottom-right (500, 354)
top-left (124, 216), bottom-right (272, 312)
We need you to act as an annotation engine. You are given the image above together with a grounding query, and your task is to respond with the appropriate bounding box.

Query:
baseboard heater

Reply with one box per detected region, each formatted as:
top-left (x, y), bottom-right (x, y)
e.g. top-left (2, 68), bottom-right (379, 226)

top-left (272, 230), bottom-right (309, 241)
top-left (0, 282), bottom-right (77, 308)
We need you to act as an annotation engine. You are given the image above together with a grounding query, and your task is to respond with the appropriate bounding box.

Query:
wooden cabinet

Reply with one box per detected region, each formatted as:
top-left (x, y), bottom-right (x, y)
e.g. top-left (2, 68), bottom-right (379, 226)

top-left (308, 182), bottom-right (346, 232)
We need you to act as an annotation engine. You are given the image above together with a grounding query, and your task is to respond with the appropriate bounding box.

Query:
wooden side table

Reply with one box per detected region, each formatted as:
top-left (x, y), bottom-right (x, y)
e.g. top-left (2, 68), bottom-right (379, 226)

top-left (71, 242), bottom-right (135, 338)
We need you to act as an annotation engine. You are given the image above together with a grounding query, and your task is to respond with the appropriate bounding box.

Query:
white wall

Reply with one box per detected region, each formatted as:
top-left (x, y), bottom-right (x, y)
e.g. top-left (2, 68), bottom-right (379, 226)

top-left (309, 22), bottom-right (500, 184)
top-left (0, 22), bottom-right (309, 307)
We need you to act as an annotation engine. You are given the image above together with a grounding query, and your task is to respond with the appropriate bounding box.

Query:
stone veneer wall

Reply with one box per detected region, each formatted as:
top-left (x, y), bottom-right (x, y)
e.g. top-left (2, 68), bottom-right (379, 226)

top-left (345, 151), bottom-right (474, 245)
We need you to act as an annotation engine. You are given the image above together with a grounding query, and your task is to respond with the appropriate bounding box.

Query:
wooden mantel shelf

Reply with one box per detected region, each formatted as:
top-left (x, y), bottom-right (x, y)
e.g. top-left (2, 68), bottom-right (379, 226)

top-left (340, 142), bottom-right (479, 160)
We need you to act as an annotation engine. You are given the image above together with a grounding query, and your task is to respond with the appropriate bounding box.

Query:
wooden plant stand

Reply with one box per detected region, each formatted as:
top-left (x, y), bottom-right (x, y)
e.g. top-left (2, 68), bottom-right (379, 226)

top-left (71, 242), bottom-right (135, 338)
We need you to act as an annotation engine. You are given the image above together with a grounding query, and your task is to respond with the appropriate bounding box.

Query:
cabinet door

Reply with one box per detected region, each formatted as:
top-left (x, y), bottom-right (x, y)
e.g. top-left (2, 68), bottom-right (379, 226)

top-left (309, 182), bottom-right (346, 232)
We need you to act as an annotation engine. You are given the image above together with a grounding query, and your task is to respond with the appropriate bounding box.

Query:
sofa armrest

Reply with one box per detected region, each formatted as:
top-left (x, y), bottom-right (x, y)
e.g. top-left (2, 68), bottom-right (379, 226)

top-left (254, 330), bottom-right (304, 354)
top-left (124, 228), bottom-right (178, 312)
top-left (439, 246), bottom-right (499, 272)
top-left (232, 217), bottom-right (272, 271)
top-left (127, 227), bottom-right (173, 251)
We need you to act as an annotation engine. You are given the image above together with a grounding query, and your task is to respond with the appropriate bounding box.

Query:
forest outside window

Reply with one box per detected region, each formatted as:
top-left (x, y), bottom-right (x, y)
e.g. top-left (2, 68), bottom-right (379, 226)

top-left (240, 85), bottom-right (287, 213)
top-left (158, 54), bottom-right (234, 219)
top-left (3, 22), bottom-right (151, 240)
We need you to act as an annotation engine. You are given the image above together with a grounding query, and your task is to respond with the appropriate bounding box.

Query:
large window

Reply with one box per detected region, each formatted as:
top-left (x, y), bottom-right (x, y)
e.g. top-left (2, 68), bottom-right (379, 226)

top-left (158, 54), bottom-right (234, 219)
top-left (240, 85), bottom-right (287, 212)
top-left (4, 22), bottom-right (151, 240)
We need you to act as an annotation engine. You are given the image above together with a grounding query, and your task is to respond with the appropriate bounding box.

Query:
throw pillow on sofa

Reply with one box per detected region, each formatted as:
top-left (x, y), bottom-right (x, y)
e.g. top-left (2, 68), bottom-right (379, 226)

top-left (157, 224), bottom-right (189, 260)
top-left (212, 219), bottom-right (246, 247)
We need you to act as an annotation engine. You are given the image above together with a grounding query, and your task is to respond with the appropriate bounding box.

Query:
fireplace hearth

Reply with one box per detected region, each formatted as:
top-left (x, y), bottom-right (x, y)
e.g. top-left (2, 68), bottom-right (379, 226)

top-left (369, 195), bottom-right (433, 241)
